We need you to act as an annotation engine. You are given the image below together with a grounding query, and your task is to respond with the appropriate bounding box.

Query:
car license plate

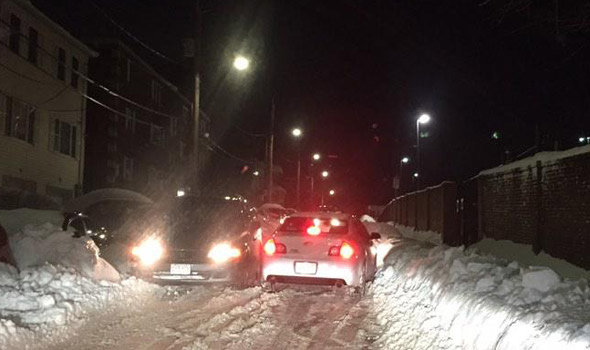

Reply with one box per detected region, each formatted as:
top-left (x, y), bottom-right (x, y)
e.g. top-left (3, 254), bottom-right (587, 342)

top-left (295, 262), bottom-right (317, 275)
top-left (170, 264), bottom-right (191, 275)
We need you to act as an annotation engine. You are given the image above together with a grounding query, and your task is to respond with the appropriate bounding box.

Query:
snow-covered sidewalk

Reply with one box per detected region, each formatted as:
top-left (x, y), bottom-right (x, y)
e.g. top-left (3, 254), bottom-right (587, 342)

top-left (372, 239), bottom-right (590, 349)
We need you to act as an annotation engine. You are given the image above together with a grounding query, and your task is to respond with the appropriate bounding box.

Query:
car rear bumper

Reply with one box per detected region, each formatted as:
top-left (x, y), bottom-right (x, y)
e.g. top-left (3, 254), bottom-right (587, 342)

top-left (138, 263), bottom-right (236, 283)
top-left (262, 257), bottom-right (361, 287)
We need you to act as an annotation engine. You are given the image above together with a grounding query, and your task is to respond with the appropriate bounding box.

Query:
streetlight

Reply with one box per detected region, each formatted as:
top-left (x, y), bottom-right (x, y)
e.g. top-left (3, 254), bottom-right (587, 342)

top-left (176, 189), bottom-right (186, 197)
top-left (396, 156), bottom-right (410, 197)
top-left (413, 172), bottom-right (419, 178)
top-left (329, 189), bottom-right (335, 196)
top-left (312, 153), bottom-right (321, 161)
top-left (233, 55), bottom-right (250, 71)
top-left (253, 171), bottom-right (259, 176)
top-left (321, 170), bottom-right (329, 178)
top-left (291, 128), bottom-right (303, 209)
top-left (416, 113), bottom-right (431, 190)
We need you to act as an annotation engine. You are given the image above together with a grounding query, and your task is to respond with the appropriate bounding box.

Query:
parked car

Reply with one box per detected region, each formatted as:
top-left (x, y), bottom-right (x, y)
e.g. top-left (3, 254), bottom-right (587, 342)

top-left (129, 195), bottom-right (261, 285)
top-left (261, 212), bottom-right (381, 294)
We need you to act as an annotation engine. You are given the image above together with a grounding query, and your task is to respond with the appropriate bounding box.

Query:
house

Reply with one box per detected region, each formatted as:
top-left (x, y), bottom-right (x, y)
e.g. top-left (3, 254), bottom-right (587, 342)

top-left (84, 39), bottom-right (194, 198)
top-left (0, 0), bottom-right (96, 207)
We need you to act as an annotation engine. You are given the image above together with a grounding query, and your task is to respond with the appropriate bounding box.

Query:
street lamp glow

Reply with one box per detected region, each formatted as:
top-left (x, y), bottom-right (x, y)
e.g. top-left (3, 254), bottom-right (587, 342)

top-left (418, 114), bottom-right (431, 124)
top-left (321, 170), bottom-right (329, 178)
top-left (176, 190), bottom-right (186, 197)
top-left (233, 56), bottom-right (250, 71)
top-left (413, 172), bottom-right (419, 178)
top-left (579, 137), bottom-right (586, 143)
top-left (401, 157), bottom-right (410, 164)
top-left (253, 171), bottom-right (260, 176)
top-left (329, 189), bottom-right (335, 196)
top-left (312, 153), bottom-right (321, 161)
top-left (291, 128), bottom-right (302, 137)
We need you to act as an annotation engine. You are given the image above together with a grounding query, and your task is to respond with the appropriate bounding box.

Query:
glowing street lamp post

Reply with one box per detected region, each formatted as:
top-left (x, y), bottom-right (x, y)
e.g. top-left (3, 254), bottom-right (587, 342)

top-left (416, 114), bottom-right (431, 190)
top-left (292, 128), bottom-right (303, 209)
top-left (310, 153), bottom-right (321, 206)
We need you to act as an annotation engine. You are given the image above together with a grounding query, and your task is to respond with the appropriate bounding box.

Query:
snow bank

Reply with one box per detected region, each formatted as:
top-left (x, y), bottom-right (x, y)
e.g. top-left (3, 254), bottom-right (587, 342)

top-left (0, 263), bottom-right (156, 349)
top-left (470, 238), bottom-right (590, 281)
top-left (478, 144), bottom-right (590, 177)
top-left (372, 241), bottom-right (590, 349)
top-left (0, 209), bottom-right (64, 235)
top-left (394, 224), bottom-right (442, 244)
top-left (9, 223), bottom-right (120, 282)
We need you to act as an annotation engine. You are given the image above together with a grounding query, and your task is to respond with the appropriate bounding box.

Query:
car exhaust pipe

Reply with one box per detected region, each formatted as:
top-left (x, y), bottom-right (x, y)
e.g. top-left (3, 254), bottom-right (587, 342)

top-left (334, 281), bottom-right (343, 288)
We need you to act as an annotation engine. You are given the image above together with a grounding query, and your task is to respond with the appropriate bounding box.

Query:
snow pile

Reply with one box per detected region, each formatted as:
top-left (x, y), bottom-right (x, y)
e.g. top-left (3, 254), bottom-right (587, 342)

top-left (9, 223), bottom-right (120, 282)
top-left (0, 262), bottom-right (156, 348)
top-left (361, 218), bottom-right (400, 241)
top-left (0, 209), bottom-right (64, 235)
top-left (394, 224), bottom-right (442, 244)
top-left (470, 238), bottom-right (590, 281)
top-left (372, 241), bottom-right (590, 349)
top-left (478, 144), bottom-right (590, 177)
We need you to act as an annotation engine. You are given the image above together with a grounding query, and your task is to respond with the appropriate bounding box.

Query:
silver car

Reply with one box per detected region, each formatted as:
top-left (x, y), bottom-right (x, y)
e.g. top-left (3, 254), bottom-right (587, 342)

top-left (261, 212), bottom-right (380, 294)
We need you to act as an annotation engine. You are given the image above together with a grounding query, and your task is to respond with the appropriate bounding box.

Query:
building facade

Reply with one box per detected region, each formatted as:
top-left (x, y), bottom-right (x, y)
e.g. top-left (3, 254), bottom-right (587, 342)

top-left (0, 0), bottom-right (96, 207)
top-left (84, 39), bottom-right (193, 198)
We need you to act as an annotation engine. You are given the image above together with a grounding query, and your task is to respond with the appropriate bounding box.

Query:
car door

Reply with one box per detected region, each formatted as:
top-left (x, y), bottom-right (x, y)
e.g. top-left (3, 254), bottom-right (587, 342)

top-left (353, 218), bottom-right (377, 276)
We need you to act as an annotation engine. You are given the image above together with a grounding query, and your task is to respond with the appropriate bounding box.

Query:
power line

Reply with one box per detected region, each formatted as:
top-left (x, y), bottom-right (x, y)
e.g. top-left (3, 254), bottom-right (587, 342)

top-left (0, 19), bottom-right (186, 123)
top-left (85, 0), bottom-right (180, 65)
top-left (200, 109), bottom-right (268, 139)
top-left (206, 137), bottom-right (258, 164)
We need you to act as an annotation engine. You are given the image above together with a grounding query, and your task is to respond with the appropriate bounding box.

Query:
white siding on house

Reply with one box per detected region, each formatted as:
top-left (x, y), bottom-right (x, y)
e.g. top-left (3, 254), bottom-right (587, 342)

top-left (0, 0), bottom-right (94, 204)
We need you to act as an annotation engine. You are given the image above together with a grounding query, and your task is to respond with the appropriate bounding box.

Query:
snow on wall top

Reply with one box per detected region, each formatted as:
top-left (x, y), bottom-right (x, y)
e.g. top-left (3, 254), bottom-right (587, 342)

top-left (478, 144), bottom-right (590, 177)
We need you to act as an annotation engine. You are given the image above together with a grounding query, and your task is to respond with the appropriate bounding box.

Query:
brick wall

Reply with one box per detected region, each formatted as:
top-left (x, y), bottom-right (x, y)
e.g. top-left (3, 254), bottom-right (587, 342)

top-left (379, 181), bottom-right (458, 245)
top-left (478, 147), bottom-right (590, 269)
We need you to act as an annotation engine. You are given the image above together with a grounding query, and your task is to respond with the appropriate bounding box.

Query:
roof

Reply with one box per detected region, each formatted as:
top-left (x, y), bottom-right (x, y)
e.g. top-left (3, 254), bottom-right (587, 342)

top-left (15, 0), bottom-right (98, 57)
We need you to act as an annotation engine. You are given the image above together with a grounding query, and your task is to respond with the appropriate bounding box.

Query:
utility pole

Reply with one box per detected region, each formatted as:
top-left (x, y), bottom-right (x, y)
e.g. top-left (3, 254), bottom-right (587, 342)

top-left (193, 0), bottom-right (202, 192)
top-left (268, 97), bottom-right (275, 203)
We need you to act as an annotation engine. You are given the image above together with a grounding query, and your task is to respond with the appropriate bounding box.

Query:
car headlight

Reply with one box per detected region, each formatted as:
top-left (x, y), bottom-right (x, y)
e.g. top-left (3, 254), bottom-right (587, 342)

top-left (131, 237), bottom-right (164, 266)
top-left (208, 243), bottom-right (241, 264)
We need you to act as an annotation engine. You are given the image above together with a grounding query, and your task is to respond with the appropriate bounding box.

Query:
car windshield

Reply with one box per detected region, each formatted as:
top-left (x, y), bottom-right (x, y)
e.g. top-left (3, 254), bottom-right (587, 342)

top-left (167, 197), bottom-right (246, 247)
top-left (277, 216), bottom-right (349, 236)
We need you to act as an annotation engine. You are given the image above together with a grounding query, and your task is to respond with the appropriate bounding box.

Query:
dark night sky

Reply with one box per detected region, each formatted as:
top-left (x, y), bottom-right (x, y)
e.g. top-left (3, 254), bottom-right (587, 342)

top-left (34, 0), bottom-right (590, 211)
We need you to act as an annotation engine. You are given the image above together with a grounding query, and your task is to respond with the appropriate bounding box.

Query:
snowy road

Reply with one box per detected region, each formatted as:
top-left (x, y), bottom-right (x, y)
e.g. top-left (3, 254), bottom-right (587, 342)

top-left (39, 284), bottom-right (378, 350)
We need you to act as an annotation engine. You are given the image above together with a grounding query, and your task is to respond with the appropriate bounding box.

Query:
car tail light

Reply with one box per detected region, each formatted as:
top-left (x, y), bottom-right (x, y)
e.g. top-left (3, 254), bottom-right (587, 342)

top-left (306, 226), bottom-right (321, 236)
top-left (264, 239), bottom-right (286, 256)
top-left (328, 242), bottom-right (355, 259)
top-left (339, 242), bottom-right (355, 259)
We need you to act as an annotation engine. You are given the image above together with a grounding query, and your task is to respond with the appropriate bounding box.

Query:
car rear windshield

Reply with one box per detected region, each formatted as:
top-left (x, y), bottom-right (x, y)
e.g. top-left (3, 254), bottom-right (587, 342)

top-left (277, 217), bottom-right (349, 235)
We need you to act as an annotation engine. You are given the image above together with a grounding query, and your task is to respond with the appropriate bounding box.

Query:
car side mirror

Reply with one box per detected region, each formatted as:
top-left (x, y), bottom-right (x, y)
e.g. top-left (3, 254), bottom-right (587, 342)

top-left (370, 232), bottom-right (381, 240)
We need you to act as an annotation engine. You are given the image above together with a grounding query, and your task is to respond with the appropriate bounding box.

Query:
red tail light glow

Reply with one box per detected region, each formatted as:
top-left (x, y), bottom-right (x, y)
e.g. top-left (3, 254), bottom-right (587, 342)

top-left (339, 242), bottom-right (355, 259)
top-left (306, 226), bottom-right (321, 236)
top-left (264, 239), bottom-right (287, 255)
top-left (328, 242), bottom-right (355, 259)
top-left (264, 239), bottom-right (276, 255)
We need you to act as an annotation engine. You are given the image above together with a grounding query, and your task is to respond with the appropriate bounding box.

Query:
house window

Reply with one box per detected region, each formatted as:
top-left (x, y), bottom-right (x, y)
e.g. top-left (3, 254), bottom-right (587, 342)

top-left (124, 107), bottom-right (136, 132)
top-left (150, 124), bottom-right (163, 144)
top-left (123, 156), bottom-right (134, 180)
top-left (151, 80), bottom-right (161, 104)
top-left (57, 47), bottom-right (66, 81)
top-left (52, 119), bottom-right (77, 157)
top-left (5, 97), bottom-right (35, 143)
top-left (9, 14), bottom-right (21, 54)
top-left (71, 56), bottom-right (79, 88)
top-left (27, 27), bottom-right (38, 64)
